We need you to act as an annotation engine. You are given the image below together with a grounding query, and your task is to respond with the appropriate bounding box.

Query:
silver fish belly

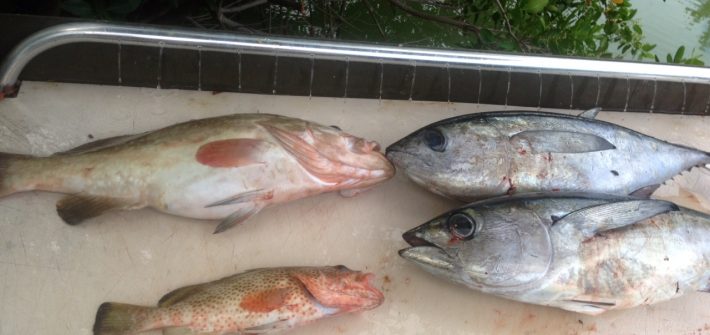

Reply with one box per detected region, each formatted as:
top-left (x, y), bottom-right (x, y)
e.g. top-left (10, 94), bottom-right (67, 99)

top-left (386, 109), bottom-right (710, 201)
top-left (399, 193), bottom-right (710, 314)
top-left (0, 113), bottom-right (394, 233)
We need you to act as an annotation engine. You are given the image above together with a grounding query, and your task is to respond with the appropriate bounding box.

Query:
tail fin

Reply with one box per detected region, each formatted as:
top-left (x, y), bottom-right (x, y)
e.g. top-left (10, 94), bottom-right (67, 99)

top-left (0, 152), bottom-right (30, 198)
top-left (93, 302), bottom-right (155, 335)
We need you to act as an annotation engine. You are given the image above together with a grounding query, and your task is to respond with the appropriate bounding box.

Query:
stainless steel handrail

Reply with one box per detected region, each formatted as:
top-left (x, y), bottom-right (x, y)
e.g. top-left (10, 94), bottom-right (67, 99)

top-left (2, 22), bottom-right (710, 98)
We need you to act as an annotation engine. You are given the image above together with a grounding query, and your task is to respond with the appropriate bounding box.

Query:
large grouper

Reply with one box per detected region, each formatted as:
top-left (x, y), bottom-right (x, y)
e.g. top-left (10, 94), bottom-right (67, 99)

top-left (399, 193), bottom-right (710, 314)
top-left (386, 108), bottom-right (710, 200)
top-left (0, 113), bottom-right (394, 233)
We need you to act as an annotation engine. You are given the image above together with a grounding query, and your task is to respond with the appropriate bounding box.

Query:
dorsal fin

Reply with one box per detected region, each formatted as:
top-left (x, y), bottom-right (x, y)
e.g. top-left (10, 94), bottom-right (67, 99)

top-left (578, 107), bottom-right (601, 119)
top-left (55, 132), bottom-right (150, 156)
top-left (158, 283), bottom-right (205, 307)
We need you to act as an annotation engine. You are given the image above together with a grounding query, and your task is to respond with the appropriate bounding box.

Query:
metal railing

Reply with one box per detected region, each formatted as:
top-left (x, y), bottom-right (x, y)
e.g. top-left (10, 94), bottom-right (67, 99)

top-left (2, 22), bottom-right (710, 99)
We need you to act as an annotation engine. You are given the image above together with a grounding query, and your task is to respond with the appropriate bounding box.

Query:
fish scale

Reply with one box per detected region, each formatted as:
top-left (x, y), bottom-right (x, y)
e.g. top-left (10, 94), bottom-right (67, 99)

top-left (93, 266), bottom-right (384, 335)
top-left (387, 108), bottom-right (710, 201)
top-left (0, 113), bottom-right (393, 233)
top-left (400, 193), bottom-right (710, 314)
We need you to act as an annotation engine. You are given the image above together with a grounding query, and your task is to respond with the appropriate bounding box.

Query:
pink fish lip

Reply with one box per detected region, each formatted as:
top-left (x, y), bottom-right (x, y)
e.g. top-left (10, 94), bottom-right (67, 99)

top-left (359, 273), bottom-right (386, 310)
top-left (335, 150), bottom-right (396, 189)
top-left (330, 272), bottom-right (385, 312)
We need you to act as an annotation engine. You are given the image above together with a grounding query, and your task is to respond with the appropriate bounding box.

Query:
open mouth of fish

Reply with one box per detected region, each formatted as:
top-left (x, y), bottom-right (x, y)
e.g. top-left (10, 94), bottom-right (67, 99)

top-left (398, 228), bottom-right (456, 271)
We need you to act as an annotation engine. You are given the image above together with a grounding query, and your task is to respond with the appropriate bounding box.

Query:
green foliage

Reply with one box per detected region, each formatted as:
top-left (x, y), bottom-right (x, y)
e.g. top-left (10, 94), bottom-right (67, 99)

top-left (62, 0), bottom-right (143, 19)
top-left (57, 0), bottom-right (703, 65)
top-left (657, 46), bottom-right (704, 66)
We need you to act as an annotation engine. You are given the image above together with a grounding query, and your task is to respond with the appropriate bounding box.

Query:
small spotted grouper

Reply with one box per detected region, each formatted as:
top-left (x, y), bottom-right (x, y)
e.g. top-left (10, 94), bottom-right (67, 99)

top-left (93, 266), bottom-right (384, 334)
top-left (0, 114), bottom-right (393, 233)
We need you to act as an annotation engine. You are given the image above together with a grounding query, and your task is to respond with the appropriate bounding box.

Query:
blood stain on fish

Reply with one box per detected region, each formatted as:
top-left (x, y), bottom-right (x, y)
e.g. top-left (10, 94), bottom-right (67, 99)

top-left (505, 178), bottom-right (516, 195)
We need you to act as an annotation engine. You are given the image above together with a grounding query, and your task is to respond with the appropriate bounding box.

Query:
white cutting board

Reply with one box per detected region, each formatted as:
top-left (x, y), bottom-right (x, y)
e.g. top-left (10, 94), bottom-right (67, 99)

top-left (0, 82), bottom-right (708, 335)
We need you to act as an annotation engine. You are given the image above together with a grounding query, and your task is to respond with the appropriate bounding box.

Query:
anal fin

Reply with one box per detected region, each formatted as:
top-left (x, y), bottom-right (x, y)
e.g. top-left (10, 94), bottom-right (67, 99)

top-left (213, 205), bottom-right (262, 234)
top-left (558, 299), bottom-right (615, 315)
top-left (163, 327), bottom-right (197, 335)
top-left (56, 195), bottom-right (136, 225)
top-left (243, 319), bottom-right (293, 334)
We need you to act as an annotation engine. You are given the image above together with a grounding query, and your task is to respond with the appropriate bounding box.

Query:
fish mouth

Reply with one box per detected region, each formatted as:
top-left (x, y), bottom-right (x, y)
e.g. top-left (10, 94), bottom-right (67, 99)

top-left (399, 228), bottom-right (455, 272)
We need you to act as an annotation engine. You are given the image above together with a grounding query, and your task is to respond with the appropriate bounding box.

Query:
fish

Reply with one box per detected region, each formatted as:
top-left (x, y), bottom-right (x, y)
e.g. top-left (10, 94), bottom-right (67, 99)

top-left (92, 265), bottom-right (384, 334)
top-left (386, 108), bottom-right (710, 201)
top-left (0, 113), bottom-right (394, 233)
top-left (399, 193), bottom-right (710, 314)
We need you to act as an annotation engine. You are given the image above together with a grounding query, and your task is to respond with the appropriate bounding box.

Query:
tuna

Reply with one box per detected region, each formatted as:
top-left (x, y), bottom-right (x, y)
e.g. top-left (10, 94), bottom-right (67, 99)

top-left (386, 108), bottom-right (710, 200)
top-left (399, 193), bottom-right (710, 314)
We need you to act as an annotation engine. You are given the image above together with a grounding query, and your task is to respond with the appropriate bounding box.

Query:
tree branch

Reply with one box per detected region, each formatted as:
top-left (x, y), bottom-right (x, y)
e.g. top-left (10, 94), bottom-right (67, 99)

top-left (492, 0), bottom-right (528, 52)
top-left (363, 0), bottom-right (387, 38)
top-left (387, 0), bottom-right (481, 40)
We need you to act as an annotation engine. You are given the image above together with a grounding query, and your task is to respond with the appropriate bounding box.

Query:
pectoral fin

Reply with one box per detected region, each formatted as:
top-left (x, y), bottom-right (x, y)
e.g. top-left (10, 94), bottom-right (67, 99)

top-left (553, 199), bottom-right (679, 238)
top-left (56, 195), bottom-right (136, 225)
top-left (195, 139), bottom-right (268, 168)
top-left (261, 124), bottom-right (341, 184)
top-left (213, 205), bottom-right (261, 234)
top-left (205, 189), bottom-right (273, 208)
top-left (510, 130), bottom-right (616, 154)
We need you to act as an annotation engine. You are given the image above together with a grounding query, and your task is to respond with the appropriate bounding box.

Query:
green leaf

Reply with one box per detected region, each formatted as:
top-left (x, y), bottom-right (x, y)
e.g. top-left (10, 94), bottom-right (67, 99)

top-left (666, 53), bottom-right (673, 63)
top-left (673, 46), bottom-right (685, 63)
top-left (525, 0), bottom-right (549, 14)
top-left (688, 58), bottom-right (705, 66)
top-left (642, 43), bottom-right (656, 52)
top-left (598, 37), bottom-right (609, 52)
top-left (654, 55), bottom-right (660, 63)
top-left (499, 39), bottom-right (517, 51)
top-left (538, 16), bottom-right (547, 29)
top-left (632, 24), bottom-right (642, 34)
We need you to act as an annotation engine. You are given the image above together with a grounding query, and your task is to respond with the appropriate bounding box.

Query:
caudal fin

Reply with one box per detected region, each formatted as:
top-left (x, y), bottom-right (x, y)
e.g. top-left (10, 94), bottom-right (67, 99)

top-left (93, 302), bottom-right (155, 335)
top-left (0, 152), bottom-right (30, 198)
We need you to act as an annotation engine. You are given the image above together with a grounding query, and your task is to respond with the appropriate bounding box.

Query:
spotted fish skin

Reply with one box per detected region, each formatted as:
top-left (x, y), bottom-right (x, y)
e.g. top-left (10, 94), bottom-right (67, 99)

top-left (93, 266), bottom-right (384, 335)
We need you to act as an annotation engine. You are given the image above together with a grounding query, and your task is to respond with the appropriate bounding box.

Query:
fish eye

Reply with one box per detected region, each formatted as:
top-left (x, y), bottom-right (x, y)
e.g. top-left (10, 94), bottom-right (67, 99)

top-left (330, 125), bottom-right (342, 131)
top-left (422, 129), bottom-right (446, 152)
top-left (447, 213), bottom-right (476, 240)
